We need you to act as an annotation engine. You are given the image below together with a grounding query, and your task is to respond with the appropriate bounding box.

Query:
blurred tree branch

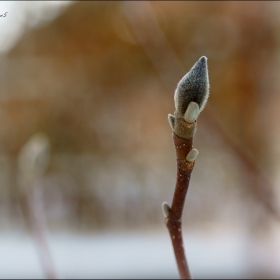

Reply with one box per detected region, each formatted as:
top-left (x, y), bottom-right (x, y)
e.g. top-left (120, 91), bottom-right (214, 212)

top-left (18, 133), bottom-right (59, 279)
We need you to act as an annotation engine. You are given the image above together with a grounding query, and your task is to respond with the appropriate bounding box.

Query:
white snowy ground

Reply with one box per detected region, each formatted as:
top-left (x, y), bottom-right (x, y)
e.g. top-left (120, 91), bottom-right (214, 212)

top-left (0, 228), bottom-right (261, 279)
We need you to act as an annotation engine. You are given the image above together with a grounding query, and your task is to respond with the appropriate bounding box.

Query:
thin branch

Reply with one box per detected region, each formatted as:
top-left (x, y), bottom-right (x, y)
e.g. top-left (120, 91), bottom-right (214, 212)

top-left (200, 106), bottom-right (280, 221)
top-left (164, 133), bottom-right (194, 279)
top-left (20, 183), bottom-right (59, 279)
top-left (18, 133), bottom-right (59, 279)
top-left (162, 57), bottom-right (209, 279)
top-left (122, 1), bottom-right (185, 92)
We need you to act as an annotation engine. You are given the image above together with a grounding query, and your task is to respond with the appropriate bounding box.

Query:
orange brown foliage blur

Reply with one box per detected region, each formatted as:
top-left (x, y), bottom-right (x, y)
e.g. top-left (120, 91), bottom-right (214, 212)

top-left (0, 2), bottom-right (280, 246)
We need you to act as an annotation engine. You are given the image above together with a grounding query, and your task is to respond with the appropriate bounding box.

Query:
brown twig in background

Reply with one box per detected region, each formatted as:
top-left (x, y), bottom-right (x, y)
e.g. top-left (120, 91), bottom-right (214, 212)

top-left (122, 1), bottom-right (184, 93)
top-left (200, 106), bottom-right (280, 221)
top-left (18, 133), bottom-right (59, 279)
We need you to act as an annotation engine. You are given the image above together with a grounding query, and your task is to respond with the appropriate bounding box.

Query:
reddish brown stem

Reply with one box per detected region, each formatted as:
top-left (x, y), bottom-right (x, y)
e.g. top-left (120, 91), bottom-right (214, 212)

top-left (165, 133), bottom-right (194, 279)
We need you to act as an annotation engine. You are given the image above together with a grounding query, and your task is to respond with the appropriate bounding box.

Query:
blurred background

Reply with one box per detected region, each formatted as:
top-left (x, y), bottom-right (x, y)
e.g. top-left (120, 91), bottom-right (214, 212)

top-left (1, 1), bottom-right (280, 278)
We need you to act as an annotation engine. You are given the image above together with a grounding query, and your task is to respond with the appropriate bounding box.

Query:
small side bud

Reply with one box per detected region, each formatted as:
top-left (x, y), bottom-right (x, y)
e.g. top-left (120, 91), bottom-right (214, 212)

top-left (168, 114), bottom-right (175, 130)
top-left (174, 56), bottom-right (209, 118)
top-left (162, 201), bottom-right (171, 218)
top-left (186, 148), bottom-right (199, 162)
top-left (184, 102), bottom-right (200, 123)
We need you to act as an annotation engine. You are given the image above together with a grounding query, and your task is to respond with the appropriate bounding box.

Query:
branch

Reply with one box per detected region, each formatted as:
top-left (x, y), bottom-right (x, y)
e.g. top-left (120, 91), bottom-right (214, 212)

top-left (162, 133), bottom-right (194, 279)
top-left (162, 57), bottom-right (209, 279)
top-left (18, 133), bottom-right (59, 279)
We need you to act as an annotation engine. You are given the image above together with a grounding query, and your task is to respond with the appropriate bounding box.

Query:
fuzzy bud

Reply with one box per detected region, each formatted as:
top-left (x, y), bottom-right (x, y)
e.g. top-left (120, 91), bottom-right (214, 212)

top-left (174, 56), bottom-right (209, 119)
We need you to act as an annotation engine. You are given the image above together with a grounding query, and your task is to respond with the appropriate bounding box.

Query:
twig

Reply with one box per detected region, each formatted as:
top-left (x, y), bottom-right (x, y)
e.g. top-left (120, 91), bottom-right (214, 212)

top-left (163, 133), bottom-right (194, 279)
top-left (200, 106), bottom-right (280, 221)
top-left (162, 57), bottom-right (209, 279)
top-left (122, 1), bottom-right (184, 93)
top-left (20, 184), bottom-right (59, 279)
top-left (18, 133), bottom-right (59, 279)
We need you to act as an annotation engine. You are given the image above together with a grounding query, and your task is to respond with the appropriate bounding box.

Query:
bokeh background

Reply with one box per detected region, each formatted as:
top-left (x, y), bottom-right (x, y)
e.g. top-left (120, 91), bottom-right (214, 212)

top-left (1, 1), bottom-right (280, 278)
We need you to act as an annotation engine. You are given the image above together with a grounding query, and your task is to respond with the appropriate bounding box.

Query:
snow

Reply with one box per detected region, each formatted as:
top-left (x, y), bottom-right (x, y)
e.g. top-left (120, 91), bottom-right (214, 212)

top-left (0, 229), bottom-right (249, 279)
